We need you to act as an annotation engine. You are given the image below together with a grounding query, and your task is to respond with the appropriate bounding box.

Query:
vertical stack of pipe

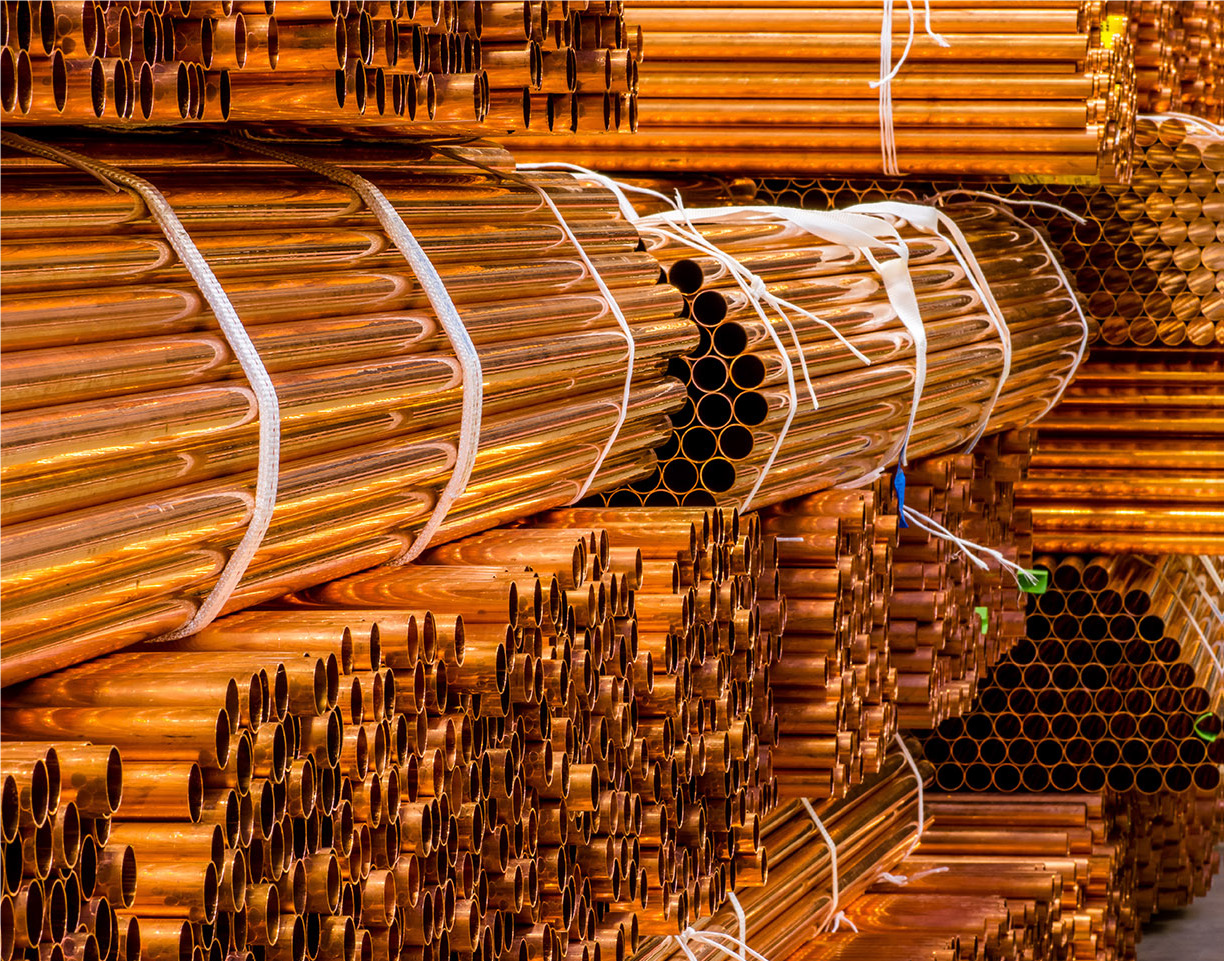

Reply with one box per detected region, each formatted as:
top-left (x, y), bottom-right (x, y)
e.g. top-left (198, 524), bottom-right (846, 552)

top-left (2, 744), bottom-right (129, 961)
top-left (507, 0), bottom-right (1135, 180)
top-left (1134, 1), bottom-right (1223, 121)
top-left (0, 136), bottom-right (698, 686)
top-left (0, 0), bottom-right (639, 130)
top-left (758, 429), bottom-right (1034, 801)
top-left (922, 554), bottom-right (1224, 795)
top-left (2, 506), bottom-right (779, 958)
top-left (595, 201), bottom-right (1084, 509)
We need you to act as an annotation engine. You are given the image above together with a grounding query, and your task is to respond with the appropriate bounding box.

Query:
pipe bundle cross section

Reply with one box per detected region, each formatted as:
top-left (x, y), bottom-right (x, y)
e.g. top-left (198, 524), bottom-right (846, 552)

top-left (0, 136), bottom-right (698, 686)
top-left (2, 505), bottom-right (783, 960)
top-left (507, 0), bottom-right (1136, 179)
top-left (923, 553), bottom-right (1224, 797)
top-left (764, 431), bottom-right (1034, 802)
top-left (0, 0), bottom-right (639, 132)
top-left (593, 200), bottom-right (1082, 510)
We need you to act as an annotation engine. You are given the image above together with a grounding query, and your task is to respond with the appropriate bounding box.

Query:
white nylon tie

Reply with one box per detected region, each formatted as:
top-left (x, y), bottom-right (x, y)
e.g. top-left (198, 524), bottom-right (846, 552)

top-left (870, 0), bottom-right (949, 175)
top-left (1133, 558), bottom-right (1224, 679)
top-left (1138, 113), bottom-right (1224, 138)
top-left (1199, 556), bottom-right (1224, 595)
top-left (877, 736), bottom-right (949, 885)
top-left (903, 505), bottom-right (1038, 590)
top-left (928, 189), bottom-right (1090, 421)
top-left (667, 892), bottom-right (775, 961)
top-left (216, 135), bottom-right (481, 567)
top-left (0, 131), bottom-right (283, 641)
top-left (800, 798), bottom-right (846, 934)
top-left (878, 866), bottom-right (949, 886)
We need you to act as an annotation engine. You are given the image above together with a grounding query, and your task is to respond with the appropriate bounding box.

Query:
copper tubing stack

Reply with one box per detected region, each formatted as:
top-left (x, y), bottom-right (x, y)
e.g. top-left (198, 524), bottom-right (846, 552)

top-left (0, 0), bottom-right (638, 131)
top-left (1134, 1), bottom-right (1222, 121)
top-left (762, 433), bottom-right (1034, 801)
top-left (1109, 787), bottom-right (1224, 923)
top-left (507, 0), bottom-right (1136, 179)
top-left (630, 747), bottom-right (929, 961)
top-left (922, 553), bottom-right (1224, 796)
top-left (1015, 355), bottom-right (1224, 554)
top-left (794, 792), bottom-right (1141, 961)
top-left (1, 506), bottom-right (779, 958)
top-left (0, 135), bottom-right (698, 686)
top-left (2, 743), bottom-right (130, 961)
top-left (594, 201), bottom-right (1083, 510)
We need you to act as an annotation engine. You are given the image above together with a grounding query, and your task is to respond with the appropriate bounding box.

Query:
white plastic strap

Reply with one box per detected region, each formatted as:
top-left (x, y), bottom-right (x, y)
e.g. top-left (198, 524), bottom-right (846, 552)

top-left (1199, 556), bottom-right (1224, 594)
top-left (667, 892), bottom-right (774, 961)
top-left (852, 200), bottom-right (1011, 453)
top-left (219, 135), bottom-right (482, 566)
top-left (799, 798), bottom-right (843, 933)
top-left (928, 190), bottom-right (1090, 420)
top-left (877, 866), bottom-right (949, 886)
top-left (903, 504), bottom-right (1036, 589)
top-left (0, 131), bottom-right (283, 641)
top-left (870, 0), bottom-right (949, 175)
top-left (893, 733), bottom-right (925, 839)
top-left (1133, 558), bottom-right (1224, 678)
top-left (478, 160), bottom-right (637, 503)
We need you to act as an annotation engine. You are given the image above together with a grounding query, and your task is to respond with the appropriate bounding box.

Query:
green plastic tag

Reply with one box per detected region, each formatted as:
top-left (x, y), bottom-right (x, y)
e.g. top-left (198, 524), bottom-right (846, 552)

top-left (1018, 569), bottom-right (1048, 594)
top-left (1194, 712), bottom-right (1219, 742)
top-left (974, 606), bottom-right (989, 635)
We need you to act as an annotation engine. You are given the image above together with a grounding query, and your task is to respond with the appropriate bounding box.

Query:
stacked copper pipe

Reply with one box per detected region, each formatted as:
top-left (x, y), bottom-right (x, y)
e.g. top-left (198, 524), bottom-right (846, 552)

top-left (2, 507), bottom-right (779, 958)
top-left (508, 0), bottom-right (1136, 179)
top-left (0, 0), bottom-right (638, 131)
top-left (595, 201), bottom-right (1083, 510)
top-left (0, 135), bottom-right (696, 686)
top-left (763, 431), bottom-right (1034, 801)
top-left (631, 747), bottom-right (929, 961)
top-left (1134, 1), bottom-right (1222, 121)
top-left (922, 553), bottom-right (1224, 795)
top-left (1, 742), bottom-right (129, 961)
top-left (1015, 355), bottom-right (1224, 554)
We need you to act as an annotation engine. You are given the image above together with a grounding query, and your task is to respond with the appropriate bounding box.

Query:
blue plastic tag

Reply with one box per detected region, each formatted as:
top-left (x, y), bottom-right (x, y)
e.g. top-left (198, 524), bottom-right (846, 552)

top-left (893, 468), bottom-right (907, 528)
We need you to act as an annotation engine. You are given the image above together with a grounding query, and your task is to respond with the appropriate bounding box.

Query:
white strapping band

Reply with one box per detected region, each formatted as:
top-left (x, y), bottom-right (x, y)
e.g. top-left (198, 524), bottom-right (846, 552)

top-left (1133, 558), bottom-right (1224, 680)
top-left (876, 735), bottom-right (949, 885)
top-left (871, 0), bottom-right (949, 176)
top-left (218, 134), bottom-right (481, 566)
top-left (903, 504), bottom-right (1036, 590)
top-left (1139, 112), bottom-right (1224, 138)
top-left (799, 798), bottom-right (856, 933)
top-left (928, 189), bottom-right (1090, 420)
top-left (0, 131), bottom-right (283, 641)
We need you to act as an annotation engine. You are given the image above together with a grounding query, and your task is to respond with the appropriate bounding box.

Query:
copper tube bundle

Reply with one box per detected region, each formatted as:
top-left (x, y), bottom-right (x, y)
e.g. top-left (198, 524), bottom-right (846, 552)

top-left (507, 0), bottom-right (1136, 178)
top-left (762, 432), bottom-right (1034, 801)
top-left (922, 553), bottom-right (1224, 796)
top-left (1, 742), bottom-right (128, 961)
top-left (0, 135), bottom-right (696, 686)
top-left (0, 0), bottom-right (638, 131)
top-left (631, 747), bottom-right (928, 961)
top-left (1134, 1), bottom-right (1222, 120)
top-left (594, 201), bottom-right (1083, 510)
top-left (2, 506), bottom-right (780, 958)
top-left (1015, 355), bottom-right (1224, 553)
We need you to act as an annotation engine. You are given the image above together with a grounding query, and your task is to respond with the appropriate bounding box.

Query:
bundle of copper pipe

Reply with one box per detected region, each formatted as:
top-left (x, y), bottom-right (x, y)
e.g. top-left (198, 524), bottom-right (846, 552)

top-left (507, 0), bottom-right (1136, 179)
top-left (0, 135), bottom-right (697, 686)
top-left (0, 0), bottom-right (638, 131)
top-left (2, 506), bottom-right (780, 959)
top-left (922, 553), bottom-right (1224, 795)
top-left (763, 432), bottom-right (1034, 801)
top-left (1134, 1), bottom-right (1222, 120)
top-left (1015, 355), bottom-right (1224, 554)
top-left (593, 201), bottom-right (1083, 510)
top-left (2, 742), bottom-right (130, 961)
top-left (631, 747), bottom-right (928, 961)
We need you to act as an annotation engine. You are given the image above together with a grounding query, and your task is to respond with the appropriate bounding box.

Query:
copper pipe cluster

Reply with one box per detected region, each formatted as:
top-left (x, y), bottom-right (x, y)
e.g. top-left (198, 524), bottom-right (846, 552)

top-left (1015, 355), bottom-right (1224, 553)
top-left (593, 200), bottom-right (1082, 510)
top-left (1134, 1), bottom-right (1222, 121)
top-left (507, 0), bottom-right (1136, 178)
top-left (2, 505), bottom-right (781, 958)
top-left (821, 790), bottom-right (1222, 961)
top-left (0, 0), bottom-right (639, 131)
top-left (631, 746), bottom-right (928, 961)
top-left (1, 742), bottom-right (129, 961)
top-left (922, 553), bottom-right (1224, 796)
top-left (762, 430), bottom-right (1034, 803)
top-left (0, 135), bottom-right (697, 686)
